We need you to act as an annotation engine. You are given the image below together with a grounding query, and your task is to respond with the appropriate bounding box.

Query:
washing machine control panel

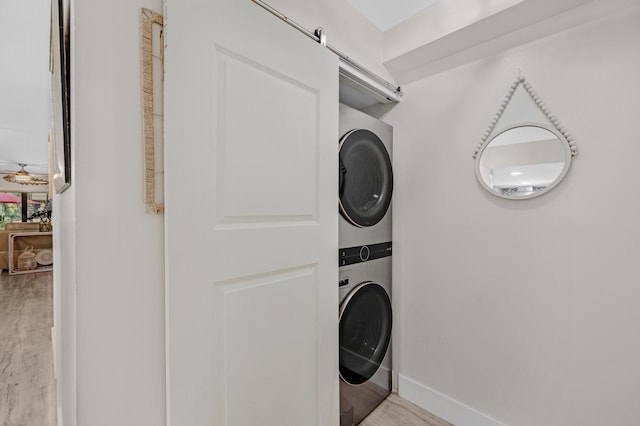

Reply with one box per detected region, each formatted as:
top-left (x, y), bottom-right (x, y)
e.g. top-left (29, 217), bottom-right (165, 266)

top-left (339, 241), bottom-right (392, 266)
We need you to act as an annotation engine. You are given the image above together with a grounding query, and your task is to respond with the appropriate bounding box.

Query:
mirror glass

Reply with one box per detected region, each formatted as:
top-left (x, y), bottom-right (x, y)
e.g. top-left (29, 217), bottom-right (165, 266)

top-left (476, 124), bottom-right (571, 199)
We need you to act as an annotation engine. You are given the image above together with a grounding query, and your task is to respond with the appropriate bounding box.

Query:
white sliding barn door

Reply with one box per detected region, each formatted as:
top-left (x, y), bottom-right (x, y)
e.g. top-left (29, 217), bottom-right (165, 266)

top-left (163, 1), bottom-right (339, 425)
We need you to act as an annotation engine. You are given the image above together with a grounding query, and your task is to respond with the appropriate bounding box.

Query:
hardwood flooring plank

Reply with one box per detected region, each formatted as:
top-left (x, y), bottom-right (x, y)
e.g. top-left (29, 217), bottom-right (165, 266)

top-left (361, 393), bottom-right (454, 426)
top-left (0, 271), bottom-right (56, 426)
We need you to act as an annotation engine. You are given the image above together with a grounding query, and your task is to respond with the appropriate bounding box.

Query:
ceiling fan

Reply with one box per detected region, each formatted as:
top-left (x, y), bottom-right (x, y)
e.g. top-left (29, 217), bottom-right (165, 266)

top-left (2, 163), bottom-right (48, 185)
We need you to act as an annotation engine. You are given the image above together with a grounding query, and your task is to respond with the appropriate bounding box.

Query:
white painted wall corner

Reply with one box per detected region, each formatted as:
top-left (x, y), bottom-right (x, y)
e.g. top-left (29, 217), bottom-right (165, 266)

top-left (398, 375), bottom-right (510, 426)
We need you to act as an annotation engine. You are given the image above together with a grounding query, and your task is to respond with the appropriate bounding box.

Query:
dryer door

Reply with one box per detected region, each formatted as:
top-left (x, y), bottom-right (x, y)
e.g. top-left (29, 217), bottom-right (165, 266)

top-left (339, 281), bottom-right (392, 385)
top-left (339, 129), bottom-right (393, 227)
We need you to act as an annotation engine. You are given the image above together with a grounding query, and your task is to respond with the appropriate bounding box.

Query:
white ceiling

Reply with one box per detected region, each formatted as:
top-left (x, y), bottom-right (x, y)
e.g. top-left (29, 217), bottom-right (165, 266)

top-left (0, 0), bottom-right (51, 175)
top-left (348, 0), bottom-right (441, 31)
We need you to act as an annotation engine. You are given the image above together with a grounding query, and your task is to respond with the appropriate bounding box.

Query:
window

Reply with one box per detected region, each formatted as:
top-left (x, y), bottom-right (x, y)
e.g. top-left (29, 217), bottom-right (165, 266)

top-left (0, 192), bottom-right (49, 229)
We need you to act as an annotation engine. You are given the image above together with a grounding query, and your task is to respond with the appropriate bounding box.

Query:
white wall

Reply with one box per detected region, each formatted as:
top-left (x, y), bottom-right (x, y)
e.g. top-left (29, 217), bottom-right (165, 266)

top-left (56, 0), bottom-right (165, 424)
top-left (386, 5), bottom-right (640, 426)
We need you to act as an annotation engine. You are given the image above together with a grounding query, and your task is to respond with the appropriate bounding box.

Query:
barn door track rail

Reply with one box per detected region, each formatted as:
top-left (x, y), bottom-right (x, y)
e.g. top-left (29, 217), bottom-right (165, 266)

top-left (251, 0), bottom-right (403, 103)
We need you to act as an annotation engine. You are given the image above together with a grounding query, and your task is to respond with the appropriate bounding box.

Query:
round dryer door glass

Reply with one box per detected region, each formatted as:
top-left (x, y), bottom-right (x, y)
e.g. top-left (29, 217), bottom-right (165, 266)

top-left (339, 282), bottom-right (392, 385)
top-left (339, 129), bottom-right (393, 227)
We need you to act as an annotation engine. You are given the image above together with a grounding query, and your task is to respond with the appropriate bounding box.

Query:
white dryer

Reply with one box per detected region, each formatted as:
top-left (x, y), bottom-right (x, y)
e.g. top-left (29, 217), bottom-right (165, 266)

top-left (339, 103), bottom-right (393, 251)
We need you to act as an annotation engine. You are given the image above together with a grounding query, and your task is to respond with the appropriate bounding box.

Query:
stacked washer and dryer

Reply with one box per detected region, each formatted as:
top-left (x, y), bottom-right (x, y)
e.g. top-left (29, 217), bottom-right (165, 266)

top-left (338, 104), bottom-right (394, 426)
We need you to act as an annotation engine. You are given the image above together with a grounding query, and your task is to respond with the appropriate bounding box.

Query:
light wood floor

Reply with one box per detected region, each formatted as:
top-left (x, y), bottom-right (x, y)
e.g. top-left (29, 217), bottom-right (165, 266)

top-left (361, 393), bottom-right (454, 426)
top-left (0, 270), bottom-right (56, 426)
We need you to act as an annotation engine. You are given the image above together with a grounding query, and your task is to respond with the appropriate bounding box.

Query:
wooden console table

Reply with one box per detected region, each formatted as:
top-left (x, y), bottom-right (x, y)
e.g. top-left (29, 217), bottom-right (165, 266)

top-left (8, 231), bottom-right (53, 275)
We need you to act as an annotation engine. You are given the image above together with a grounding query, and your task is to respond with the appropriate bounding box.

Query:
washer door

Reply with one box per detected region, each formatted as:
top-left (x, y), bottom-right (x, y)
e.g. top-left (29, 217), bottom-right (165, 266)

top-left (339, 282), bottom-right (392, 385)
top-left (339, 129), bottom-right (393, 227)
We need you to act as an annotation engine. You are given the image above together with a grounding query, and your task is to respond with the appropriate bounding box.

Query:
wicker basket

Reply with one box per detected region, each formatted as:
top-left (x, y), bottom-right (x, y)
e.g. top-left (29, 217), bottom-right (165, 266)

top-left (17, 246), bottom-right (37, 270)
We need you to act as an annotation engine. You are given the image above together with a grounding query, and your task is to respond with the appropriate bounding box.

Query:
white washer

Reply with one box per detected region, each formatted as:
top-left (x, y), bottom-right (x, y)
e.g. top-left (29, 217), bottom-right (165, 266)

top-left (339, 104), bottom-right (393, 250)
top-left (339, 256), bottom-right (392, 425)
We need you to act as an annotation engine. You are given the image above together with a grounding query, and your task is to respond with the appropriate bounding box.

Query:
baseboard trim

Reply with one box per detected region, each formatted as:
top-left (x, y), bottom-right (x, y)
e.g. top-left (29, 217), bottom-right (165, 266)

top-left (398, 374), bottom-right (509, 426)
